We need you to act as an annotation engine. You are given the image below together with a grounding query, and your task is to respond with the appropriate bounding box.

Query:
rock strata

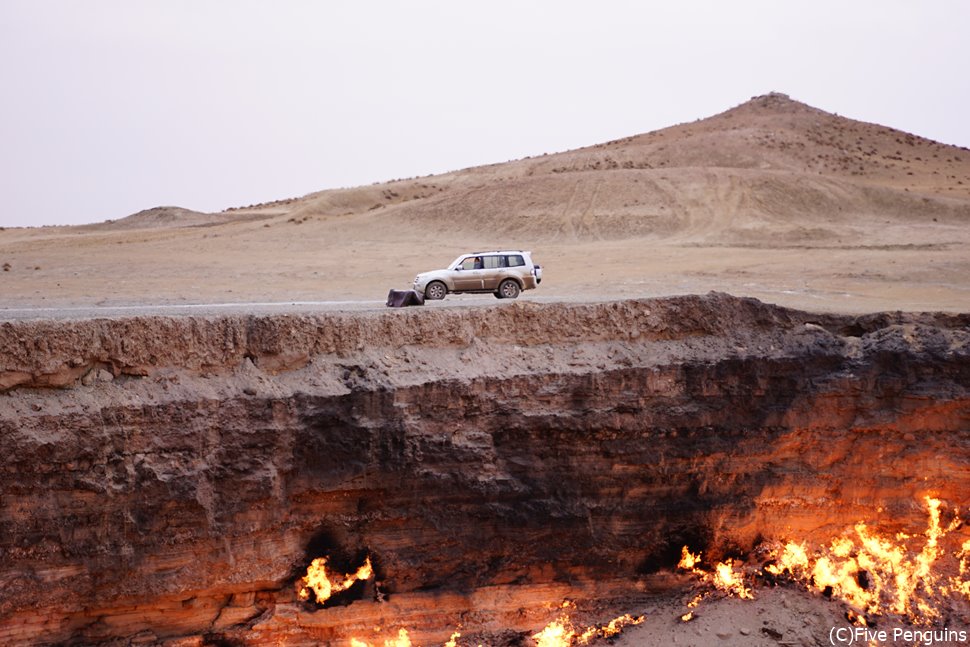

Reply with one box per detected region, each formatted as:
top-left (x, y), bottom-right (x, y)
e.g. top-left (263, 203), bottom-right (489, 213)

top-left (0, 294), bottom-right (968, 645)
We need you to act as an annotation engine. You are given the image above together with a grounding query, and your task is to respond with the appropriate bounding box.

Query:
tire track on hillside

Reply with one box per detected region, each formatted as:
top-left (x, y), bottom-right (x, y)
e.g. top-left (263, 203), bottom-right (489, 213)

top-left (665, 170), bottom-right (745, 245)
top-left (576, 180), bottom-right (603, 240)
top-left (557, 180), bottom-right (582, 239)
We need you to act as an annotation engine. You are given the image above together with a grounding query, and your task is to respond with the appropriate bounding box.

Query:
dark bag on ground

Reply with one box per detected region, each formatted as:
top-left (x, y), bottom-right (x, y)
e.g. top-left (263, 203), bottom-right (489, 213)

top-left (386, 289), bottom-right (425, 307)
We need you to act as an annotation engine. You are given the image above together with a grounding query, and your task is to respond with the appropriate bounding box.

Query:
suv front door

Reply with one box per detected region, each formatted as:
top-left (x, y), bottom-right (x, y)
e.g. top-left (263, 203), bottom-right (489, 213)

top-left (453, 256), bottom-right (484, 290)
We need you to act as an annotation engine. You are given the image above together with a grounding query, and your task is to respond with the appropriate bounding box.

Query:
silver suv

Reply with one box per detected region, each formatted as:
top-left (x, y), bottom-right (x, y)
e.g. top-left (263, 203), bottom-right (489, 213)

top-left (413, 251), bottom-right (543, 300)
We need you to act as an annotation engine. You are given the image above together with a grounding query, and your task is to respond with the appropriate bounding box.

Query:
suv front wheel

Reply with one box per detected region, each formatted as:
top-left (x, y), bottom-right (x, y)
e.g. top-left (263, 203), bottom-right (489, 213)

top-left (424, 281), bottom-right (448, 300)
top-left (496, 279), bottom-right (521, 299)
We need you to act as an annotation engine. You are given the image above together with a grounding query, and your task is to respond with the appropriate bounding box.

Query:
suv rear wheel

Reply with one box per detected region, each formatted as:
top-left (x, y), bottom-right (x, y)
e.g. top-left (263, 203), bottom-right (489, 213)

top-left (497, 279), bottom-right (521, 299)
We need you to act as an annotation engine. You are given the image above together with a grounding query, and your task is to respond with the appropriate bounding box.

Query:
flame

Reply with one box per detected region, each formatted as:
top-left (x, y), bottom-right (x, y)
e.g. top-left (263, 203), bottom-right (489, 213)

top-left (298, 555), bottom-right (374, 604)
top-left (713, 560), bottom-right (753, 599)
top-left (322, 497), bottom-right (970, 645)
top-left (678, 546), bottom-right (701, 570)
top-left (956, 540), bottom-right (970, 597)
top-left (677, 546), bottom-right (753, 599)
top-left (344, 612), bottom-right (643, 647)
top-left (532, 618), bottom-right (574, 647)
top-left (530, 611), bottom-right (644, 646)
top-left (601, 614), bottom-right (642, 637)
top-left (386, 629), bottom-right (412, 647)
top-left (765, 497), bottom-right (968, 623)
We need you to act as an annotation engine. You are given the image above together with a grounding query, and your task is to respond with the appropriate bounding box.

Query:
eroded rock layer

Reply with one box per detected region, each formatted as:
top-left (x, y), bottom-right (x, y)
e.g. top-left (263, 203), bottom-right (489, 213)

top-left (1, 294), bottom-right (968, 645)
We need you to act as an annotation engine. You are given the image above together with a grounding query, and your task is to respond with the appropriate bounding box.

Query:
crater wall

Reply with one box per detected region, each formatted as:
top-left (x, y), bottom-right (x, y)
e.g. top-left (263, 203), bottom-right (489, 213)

top-left (1, 294), bottom-right (968, 645)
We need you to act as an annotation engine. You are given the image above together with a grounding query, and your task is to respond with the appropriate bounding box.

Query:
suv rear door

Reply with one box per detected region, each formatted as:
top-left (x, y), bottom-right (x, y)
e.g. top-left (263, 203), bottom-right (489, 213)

top-left (480, 254), bottom-right (507, 290)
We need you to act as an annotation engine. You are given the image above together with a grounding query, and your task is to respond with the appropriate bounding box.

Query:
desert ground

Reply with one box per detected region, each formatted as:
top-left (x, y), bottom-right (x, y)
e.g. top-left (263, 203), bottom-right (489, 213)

top-left (1, 93), bottom-right (969, 316)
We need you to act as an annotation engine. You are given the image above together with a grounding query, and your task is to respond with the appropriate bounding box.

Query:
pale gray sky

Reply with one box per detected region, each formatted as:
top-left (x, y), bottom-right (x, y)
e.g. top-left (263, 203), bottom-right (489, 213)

top-left (1, 1), bottom-right (967, 227)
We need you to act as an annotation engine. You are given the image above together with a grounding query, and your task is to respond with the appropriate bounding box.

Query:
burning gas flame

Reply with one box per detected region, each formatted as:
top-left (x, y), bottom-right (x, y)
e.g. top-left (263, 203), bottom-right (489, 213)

top-left (298, 555), bottom-right (374, 604)
top-left (532, 618), bottom-right (573, 647)
top-left (530, 609), bottom-right (644, 646)
top-left (677, 546), bottom-right (753, 600)
top-left (349, 629), bottom-right (465, 647)
top-left (765, 497), bottom-right (968, 623)
top-left (325, 498), bottom-right (969, 645)
top-left (713, 560), bottom-right (753, 599)
top-left (677, 546), bottom-right (701, 571)
top-left (345, 604), bottom-right (640, 646)
top-left (957, 540), bottom-right (970, 598)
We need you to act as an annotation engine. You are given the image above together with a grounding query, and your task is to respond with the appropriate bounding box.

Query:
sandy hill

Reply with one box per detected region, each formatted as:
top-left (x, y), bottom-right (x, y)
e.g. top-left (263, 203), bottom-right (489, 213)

top-left (2, 92), bottom-right (969, 313)
top-left (84, 206), bottom-right (274, 231)
top-left (243, 92), bottom-right (970, 245)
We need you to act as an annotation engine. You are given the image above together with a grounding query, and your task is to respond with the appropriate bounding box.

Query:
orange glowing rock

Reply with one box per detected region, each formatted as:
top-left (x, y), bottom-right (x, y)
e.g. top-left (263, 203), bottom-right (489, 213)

top-left (349, 628), bottom-right (411, 647)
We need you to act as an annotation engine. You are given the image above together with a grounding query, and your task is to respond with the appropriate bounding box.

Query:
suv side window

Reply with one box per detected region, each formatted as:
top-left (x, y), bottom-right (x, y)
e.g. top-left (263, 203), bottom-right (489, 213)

top-left (483, 255), bottom-right (506, 269)
top-left (506, 255), bottom-right (525, 267)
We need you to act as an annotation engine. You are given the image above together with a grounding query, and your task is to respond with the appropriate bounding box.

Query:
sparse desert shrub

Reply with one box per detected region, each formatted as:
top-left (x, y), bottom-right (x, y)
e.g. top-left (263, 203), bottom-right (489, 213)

top-left (2, 263), bottom-right (10, 271)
